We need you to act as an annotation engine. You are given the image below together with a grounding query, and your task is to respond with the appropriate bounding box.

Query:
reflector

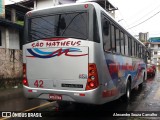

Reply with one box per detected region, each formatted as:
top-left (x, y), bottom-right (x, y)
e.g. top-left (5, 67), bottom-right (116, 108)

top-left (89, 82), bottom-right (95, 87)
top-left (84, 4), bottom-right (88, 8)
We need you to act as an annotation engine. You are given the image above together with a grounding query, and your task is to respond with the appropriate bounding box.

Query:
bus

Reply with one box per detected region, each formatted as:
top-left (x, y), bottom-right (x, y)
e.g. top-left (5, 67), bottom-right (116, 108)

top-left (22, 2), bottom-right (148, 105)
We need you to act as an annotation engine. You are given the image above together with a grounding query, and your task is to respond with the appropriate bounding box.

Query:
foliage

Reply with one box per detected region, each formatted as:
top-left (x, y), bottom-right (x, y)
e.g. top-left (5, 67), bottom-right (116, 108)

top-left (16, 21), bottom-right (24, 26)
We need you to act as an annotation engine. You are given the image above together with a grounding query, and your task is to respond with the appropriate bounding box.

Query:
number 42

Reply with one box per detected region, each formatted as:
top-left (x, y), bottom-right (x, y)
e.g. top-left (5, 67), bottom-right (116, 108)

top-left (34, 80), bottom-right (44, 88)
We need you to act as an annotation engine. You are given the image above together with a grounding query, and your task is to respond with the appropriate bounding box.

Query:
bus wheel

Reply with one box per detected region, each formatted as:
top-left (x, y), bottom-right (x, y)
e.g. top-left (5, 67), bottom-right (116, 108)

top-left (139, 73), bottom-right (145, 89)
top-left (123, 80), bottom-right (131, 102)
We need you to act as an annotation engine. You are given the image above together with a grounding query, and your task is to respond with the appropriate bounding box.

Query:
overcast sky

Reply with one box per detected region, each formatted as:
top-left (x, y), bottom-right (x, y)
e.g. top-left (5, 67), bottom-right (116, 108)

top-left (5, 0), bottom-right (22, 5)
top-left (111, 0), bottom-right (160, 38)
top-left (5, 0), bottom-right (160, 38)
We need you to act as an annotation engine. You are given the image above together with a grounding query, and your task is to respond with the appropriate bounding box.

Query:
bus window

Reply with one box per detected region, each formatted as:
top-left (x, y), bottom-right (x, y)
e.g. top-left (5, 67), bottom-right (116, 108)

top-left (137, 43), bottom-right (139, 57)
top-left (102, 15), bottom-right (111, 52)
top-left (138, 44), bottom-right (141, 58)
top-left (140, 46), bottom-right (142, 58)
top-left (134, 42), bottom-right (137, 57)
top-left (116, 28), bottom-right (120, 53)
top-left (142, 47), bottom-right (145, 59)
top-left (111, 25), bottom-right (116, 52)
top-left (132, 39), bottom-right (135, 57)
top-left (29, 12), bottom-right (88, 42)
top-left (125, 34), bottom-right (128, 56)
top-left (120, 32), bottom-right (124, 55)
top-left (128, 37), bottom-right (132, 56)
top-left (136, 42), bottom-right (139, 58)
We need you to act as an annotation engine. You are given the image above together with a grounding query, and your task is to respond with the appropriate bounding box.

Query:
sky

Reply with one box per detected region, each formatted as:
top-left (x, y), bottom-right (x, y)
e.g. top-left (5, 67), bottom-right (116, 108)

top-left (5, 0), bottom-right (160, 38)
top-left (111, 0), bottom-right (160, 38)
top-left (5, 0), bottom-right (22, 5)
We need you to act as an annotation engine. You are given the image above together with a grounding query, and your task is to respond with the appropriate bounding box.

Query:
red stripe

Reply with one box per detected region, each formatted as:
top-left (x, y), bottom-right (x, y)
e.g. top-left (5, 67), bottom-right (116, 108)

top-left (26, 56), bottom-right (35, 58)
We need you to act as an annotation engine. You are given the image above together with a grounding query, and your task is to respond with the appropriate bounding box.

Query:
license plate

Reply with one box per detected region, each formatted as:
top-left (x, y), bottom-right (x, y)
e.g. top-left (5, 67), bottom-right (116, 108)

top-left (49, 94), bottom-right (62, 100)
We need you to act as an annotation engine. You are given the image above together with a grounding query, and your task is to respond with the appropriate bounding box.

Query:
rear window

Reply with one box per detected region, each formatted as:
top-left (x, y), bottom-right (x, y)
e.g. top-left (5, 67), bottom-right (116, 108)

top-left (28, 12), bottom-right (88, 42)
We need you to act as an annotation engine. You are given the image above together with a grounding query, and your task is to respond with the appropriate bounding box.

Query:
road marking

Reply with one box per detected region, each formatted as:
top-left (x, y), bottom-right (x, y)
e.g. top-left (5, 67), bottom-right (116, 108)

top-left (23, 101), bottom-right (55, 112)
top-left (0, 101), bottom-right (55, 120)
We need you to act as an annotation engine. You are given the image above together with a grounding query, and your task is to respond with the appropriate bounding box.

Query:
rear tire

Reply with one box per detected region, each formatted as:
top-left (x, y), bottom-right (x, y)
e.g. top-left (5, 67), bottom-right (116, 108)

top-left (139, 73), bottom-right (145, 89)
top-left (123, 80), bottom-right (131, 102)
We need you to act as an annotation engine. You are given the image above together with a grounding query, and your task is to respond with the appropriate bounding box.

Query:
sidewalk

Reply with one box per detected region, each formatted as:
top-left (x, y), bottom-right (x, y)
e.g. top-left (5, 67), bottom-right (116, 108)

top-left (0, 87), bottom-right (23, 102)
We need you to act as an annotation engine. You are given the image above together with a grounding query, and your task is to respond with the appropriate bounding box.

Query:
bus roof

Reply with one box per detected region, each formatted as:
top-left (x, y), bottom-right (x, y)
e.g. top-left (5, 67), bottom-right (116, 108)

top-left (28, 2), bottom-right (99, 13)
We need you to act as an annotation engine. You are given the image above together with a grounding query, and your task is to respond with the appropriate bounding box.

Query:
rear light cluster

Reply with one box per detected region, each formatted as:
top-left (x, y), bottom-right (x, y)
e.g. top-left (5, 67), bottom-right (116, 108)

top-left (86, 63), bottom-right (99, 90)
top-left (23, 63), bottom-right (29, 86)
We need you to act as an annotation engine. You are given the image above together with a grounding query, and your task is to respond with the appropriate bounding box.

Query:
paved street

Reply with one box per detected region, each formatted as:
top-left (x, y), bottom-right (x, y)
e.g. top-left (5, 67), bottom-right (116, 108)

top-left (1, 0), bottom-right (160, 120)
top-left (0, 67), bottom-right (160, 120)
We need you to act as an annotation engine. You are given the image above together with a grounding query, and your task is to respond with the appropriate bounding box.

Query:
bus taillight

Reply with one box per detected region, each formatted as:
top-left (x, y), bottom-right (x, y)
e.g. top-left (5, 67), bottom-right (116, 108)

top-left (86, 63), bottom-right (99, 90)
top-left (23, 63), bottom-right (29, 86)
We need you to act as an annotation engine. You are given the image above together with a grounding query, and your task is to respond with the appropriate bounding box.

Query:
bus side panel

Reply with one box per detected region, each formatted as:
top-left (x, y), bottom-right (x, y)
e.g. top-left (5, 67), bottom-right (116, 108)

top-left (99, 53), bottom-right (146, 103)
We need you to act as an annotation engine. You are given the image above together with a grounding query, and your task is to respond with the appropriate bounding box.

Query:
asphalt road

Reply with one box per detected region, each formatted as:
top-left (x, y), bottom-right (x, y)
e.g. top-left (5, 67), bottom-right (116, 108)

top-left (1, 67), bottom-right (160, 120)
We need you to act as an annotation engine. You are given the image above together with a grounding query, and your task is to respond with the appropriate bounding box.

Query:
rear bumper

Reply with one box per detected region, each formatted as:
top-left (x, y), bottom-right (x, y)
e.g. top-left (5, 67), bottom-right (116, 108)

top-left (23, 86), bottom-right (101, 104)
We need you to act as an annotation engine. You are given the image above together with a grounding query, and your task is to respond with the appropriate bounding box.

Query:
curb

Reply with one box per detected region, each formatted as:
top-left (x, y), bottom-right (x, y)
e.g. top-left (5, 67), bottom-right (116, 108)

top-left (0, 88), bottom-right (24, 102)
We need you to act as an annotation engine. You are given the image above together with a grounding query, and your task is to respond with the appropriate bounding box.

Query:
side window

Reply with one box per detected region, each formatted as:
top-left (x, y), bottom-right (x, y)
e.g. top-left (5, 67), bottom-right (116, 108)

top-left (120, 32), bottom-right (124, 55)
top-left (116, 28), bottom-right (120, 53)
top-left (128, 37), bottom-right (132, 56)
top-left (111, 25), bottom-right (116, 52)
top-left (102, 15), bottom-right (111, 52)
top-left (0, 30), bottom-right (1, 46)
top-left (125, 34), bottom-right (128, 56)
top-left (135, 42), bottom-right (137, 57)
top-left (140, 46), bottom-right (143, 58)
top-left (137, 43), bottom-right (139, 57)
top-left (132, 39), bottom-right (135, 56)
top-left (138, 44), bottom-right (141, 58)
top-left (142, 47), bottom-right (145, 59)
top-left (136, 43), bottom-right (139, 57)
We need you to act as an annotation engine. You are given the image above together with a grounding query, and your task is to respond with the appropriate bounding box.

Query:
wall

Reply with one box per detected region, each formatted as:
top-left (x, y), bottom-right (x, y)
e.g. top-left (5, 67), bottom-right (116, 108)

top-left (34, 0), bottom-right (59, 9)
top-left (0, 48), bottom-right (22, 80)
top-left (9, 29), bottom-right (20, 49)
top-left (0, 26), bottom-right (20, 49)
top-left (149, 42), bottom-right (160, 65)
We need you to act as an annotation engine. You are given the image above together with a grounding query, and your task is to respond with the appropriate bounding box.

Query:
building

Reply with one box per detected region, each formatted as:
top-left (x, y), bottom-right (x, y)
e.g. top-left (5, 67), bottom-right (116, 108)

top-left (34, 0), bottom-right (59, 9)
top-left (148, 37), bottom-right (160, 65)
top-left (139, 32), bottom-right (149, 43)
top-left (0, 18), bottom-right (23, 49)
top-left (0, 0), bottom-right (23, 50)
top-left (0, 0), bottom-right (32, 50)
top-left (0, 0), bottom-right (33, 87)
top-left (5, 0), bottom-right (34, 49)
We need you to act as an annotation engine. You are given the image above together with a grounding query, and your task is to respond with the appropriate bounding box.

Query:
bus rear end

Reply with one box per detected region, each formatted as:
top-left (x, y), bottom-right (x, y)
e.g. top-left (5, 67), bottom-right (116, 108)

top-left (23, 3), bottom-right (101, 104)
